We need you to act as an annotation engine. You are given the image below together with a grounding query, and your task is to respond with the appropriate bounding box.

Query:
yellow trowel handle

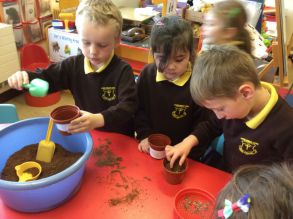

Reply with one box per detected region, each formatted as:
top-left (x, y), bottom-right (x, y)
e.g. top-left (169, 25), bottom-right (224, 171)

top-left (46, 119), bottom-right (54, 142)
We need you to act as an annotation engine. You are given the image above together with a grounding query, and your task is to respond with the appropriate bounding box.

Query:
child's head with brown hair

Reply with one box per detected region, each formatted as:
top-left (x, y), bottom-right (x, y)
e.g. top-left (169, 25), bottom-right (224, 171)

top-left (202, 0), bottom-right (251, 55)
top-left (214, 162), bottom-right (293, 219)
top-left (75, 0), bottom-right (123, 70)
top-left (150, 16), bottom-right (195, 80)
top-left (191, 45), bottom-right (260, 120)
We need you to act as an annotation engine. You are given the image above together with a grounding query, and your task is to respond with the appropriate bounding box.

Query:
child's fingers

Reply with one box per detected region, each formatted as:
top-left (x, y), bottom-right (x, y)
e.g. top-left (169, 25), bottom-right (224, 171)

top-left (20, 71), bottom-right (29, 85)
top-left (15, 71), bottom-right (28, 89)
top-left (70, 114), bottom-right (85, 125)
top-left (8, 71), bottom-right (29, 90)
top-left (8, 74), bottom-right (21, 90)
top-left (179, 155), bottom-right (187, 167)
top-left (138, 142), bottom-right (149, 154)
top-left (138, 143), bottom-right (143, 152)
top-left (68, 126), bottom-right (86, 134)
top-left (169, 153), bottom-right (180, 168)
top-left (68, 120), bottom-right (89, 133)
top-left (142, 145), bottom-right (150, 154)
top-left (165, 146), bottom-right (173, 159)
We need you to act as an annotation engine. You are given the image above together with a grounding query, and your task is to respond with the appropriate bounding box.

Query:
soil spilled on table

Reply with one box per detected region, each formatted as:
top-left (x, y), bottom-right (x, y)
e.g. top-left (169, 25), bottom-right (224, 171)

top-left (1, 143), bottom-right (82, 181)
top-left (93, 138), bottom-right (123, 169)
top-left (92, 138), bottom-right (151, 208)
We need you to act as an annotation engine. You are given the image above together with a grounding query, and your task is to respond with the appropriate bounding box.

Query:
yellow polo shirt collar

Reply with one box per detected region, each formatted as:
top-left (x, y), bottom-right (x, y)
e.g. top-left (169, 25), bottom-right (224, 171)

top-left (156, 62), bottom-right (192, 86)
top-left (246, 82), bottom-right (278, 129)
top-left (84, 51), bottom-right (114, 74)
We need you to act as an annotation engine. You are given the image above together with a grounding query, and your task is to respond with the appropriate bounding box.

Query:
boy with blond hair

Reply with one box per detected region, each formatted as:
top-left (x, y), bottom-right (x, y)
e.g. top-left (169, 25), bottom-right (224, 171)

top-left (8, 0), bottom-right (137, 136)
top-left (166, 45), bottom-right (293, 172)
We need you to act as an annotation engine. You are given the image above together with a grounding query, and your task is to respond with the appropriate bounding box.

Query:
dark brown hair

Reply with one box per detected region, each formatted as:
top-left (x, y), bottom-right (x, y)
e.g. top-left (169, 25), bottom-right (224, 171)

top-left (150, 16), bottom-right (195, 72)
top-left (214, 162), bottom-right (293, 219)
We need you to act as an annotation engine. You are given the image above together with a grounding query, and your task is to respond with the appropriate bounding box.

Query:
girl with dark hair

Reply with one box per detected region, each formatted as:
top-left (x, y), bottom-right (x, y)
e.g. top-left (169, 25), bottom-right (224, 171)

top-left (135, 16), bottom-right (208, 160)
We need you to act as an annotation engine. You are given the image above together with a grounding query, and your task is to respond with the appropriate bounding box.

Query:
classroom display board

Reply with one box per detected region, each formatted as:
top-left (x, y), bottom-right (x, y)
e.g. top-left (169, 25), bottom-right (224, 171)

top-left (0, 0), bottom-right (52, 48)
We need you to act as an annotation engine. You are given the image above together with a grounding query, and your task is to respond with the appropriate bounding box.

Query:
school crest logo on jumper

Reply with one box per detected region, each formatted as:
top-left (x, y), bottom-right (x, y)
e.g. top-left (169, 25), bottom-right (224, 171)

top-left (239, 137), bottom-right (258, 155)
top-left (101, 87), bottom-right (116, 101)
top-left (171, 104), bottom-right (189, 119)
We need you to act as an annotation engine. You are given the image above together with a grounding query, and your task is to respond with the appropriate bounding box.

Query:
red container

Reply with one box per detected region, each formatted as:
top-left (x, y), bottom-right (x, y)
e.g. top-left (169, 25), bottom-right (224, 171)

top-left (50, 105), bottom-right (80, 135)
top-left (163, 158), bottom-right (188, 185)
top-left (24, 92), bottom-right (61, 107)
top-left (148, 134), bottom-right (171, 159)
top-left (174, 188), bottom-right (215, 219)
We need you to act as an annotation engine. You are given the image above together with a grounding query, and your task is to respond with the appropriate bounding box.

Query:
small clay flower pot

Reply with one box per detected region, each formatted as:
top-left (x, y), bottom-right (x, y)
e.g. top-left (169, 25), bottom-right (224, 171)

top-left (163, 158), bottom-right (188, 185)
top-left (50, 105), bottom-right (80, 136)
top-left (148, 134), bottom-right (171, 159)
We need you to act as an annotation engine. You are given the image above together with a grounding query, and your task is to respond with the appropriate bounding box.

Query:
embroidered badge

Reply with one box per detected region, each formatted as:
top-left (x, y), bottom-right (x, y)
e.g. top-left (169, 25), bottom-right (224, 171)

top-left (239, 138), bottom-right (258, 155)
top-left (171, 104), bottom-right (189, 119)
top-left (101, 87), bottom-right (116, 101)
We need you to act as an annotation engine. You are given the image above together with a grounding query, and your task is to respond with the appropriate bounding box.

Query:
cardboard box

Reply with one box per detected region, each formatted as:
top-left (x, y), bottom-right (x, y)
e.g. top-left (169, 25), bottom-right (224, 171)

top-left (48, 27), bottom-right (80, 62)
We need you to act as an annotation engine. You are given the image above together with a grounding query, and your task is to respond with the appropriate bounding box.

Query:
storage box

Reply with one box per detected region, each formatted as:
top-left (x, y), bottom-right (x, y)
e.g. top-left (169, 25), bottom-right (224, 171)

top-left (48, 27), bottom-right (80, 62)
top-left (0, 23), bottom-right (20, 84)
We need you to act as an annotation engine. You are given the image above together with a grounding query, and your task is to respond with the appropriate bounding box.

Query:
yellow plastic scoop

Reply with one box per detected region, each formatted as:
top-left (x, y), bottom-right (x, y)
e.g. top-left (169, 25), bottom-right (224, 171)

top-left (15, 161), bottom-right (42, 182)
top-left (36, 119), bottom-right (56, 163)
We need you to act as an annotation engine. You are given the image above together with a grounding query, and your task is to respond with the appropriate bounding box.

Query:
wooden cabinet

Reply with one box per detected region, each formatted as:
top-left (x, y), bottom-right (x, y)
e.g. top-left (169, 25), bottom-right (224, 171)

top-left (115, 41), bottom-right (150, 75)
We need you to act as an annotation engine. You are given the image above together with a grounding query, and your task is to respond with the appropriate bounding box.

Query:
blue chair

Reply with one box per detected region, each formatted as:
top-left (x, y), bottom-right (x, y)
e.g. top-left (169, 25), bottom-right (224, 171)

top-left (0, 104), bottom-right (19, 123)
top-left (201, 134), bottom-right (224, 166)
top-left (210, 134), bottom-right (224, 155)
top-left (284, 82), bottom-right (293, 107)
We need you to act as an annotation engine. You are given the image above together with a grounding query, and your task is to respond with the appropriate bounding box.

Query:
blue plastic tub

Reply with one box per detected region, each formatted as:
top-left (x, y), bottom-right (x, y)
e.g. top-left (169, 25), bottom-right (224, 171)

top-left (0, 117), bottom-right (93, 212)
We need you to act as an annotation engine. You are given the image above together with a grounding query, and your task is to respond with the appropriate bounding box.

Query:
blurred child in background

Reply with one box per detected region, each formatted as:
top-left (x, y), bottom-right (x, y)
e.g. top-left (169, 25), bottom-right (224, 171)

top-left (201, 0), bottom-right (251, 55)
top-left (200, 0), bottom-right (274, 82)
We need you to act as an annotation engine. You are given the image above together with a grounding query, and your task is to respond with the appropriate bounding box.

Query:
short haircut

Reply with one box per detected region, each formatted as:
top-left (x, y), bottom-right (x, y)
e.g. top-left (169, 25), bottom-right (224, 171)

top-left (214, 162), bottom-right (293, 219)
top-left (150, 16), bottom-right (195, 72)
top-left (76, 0), bottom-right (123, 39)
top-left (190, 45), bottom-right (259, 105)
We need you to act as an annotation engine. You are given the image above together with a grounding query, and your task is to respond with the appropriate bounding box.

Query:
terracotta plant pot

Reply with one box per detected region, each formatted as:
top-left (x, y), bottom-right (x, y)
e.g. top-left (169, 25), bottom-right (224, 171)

top-left (148, 134), bottom-right (171, 159)
top-left (163, 158), bottom-right (188, 185)
top-left (174, 188), bottom-right (215, 219)
top-left (50, 105), bottom-right (80, 135)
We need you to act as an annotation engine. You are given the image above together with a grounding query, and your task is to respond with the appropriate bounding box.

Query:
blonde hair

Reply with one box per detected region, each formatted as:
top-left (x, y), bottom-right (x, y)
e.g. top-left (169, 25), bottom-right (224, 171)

top-left (214, 162), bottom-right (293, 219)
top-left (212, 0), bottom-right (252, 55)
top-left (76, 0), bottom-right (123, 38)
top-left (190, 45), bottom-right (259, 105)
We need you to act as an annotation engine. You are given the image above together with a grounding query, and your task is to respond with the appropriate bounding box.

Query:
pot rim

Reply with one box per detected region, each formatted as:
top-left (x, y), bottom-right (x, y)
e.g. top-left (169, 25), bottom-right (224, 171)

top-left (163, 158), bottom-right (188, 174)
top-left (50, 105), bottom-right (80, 124)
top-left (148, 133), bottom-right (171, 151)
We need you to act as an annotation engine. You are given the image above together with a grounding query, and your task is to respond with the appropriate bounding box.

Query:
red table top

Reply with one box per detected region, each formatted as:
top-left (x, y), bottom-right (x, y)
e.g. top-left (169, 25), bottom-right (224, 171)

top-left (0, 131), bottom-right (231, 219)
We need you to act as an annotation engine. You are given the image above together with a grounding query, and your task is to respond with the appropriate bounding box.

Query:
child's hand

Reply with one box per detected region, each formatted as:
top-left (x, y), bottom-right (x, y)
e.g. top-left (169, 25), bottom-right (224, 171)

top-left (138, 138), bottom-right (150, 154)
top-left (165, 135), bottom-right (198, 168)
top-left (165, 144), bottom-right (189, 168)
top-left (68, 111), bottom-right (105, 133)
top-left (8, 71), bottom-right (29, 90)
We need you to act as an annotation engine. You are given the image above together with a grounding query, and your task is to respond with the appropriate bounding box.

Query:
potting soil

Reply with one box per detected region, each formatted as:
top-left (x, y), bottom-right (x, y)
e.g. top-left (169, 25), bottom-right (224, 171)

top-left (1, 143), bottom-right (82, 181)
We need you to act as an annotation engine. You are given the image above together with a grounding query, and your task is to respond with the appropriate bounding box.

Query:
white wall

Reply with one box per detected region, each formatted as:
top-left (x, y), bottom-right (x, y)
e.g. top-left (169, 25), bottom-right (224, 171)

top-left (284, 0), bottom-right (293, 43)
